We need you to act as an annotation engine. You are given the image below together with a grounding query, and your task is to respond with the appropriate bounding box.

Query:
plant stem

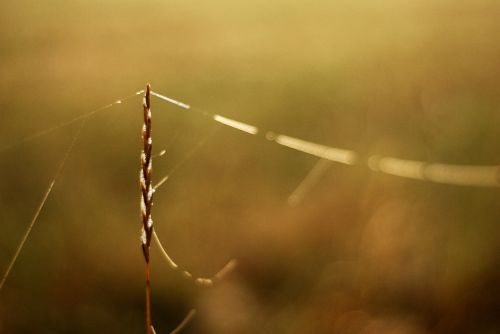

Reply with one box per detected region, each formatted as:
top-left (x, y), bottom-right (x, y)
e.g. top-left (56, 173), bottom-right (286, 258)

top-left (145, 261), bottom-right (152, 334)
top-left (141, 83), bottom-right (154, 334)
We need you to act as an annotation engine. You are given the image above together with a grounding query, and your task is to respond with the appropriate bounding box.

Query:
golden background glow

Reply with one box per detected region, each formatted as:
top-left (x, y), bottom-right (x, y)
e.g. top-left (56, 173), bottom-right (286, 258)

top-left (0, 1), bottom-right (499, 333)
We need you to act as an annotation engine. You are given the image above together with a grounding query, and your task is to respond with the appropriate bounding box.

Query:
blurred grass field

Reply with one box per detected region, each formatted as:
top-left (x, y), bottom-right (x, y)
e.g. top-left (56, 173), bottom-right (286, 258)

top-left (0, 1), bottom-right (499, 333)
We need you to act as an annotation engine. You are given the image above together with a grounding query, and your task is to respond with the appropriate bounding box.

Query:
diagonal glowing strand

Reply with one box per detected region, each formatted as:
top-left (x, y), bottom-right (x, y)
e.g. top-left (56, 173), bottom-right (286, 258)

top-left (151, 91), bottom-right (258, 135)
top-left (0, 119), bottom-right (87, 292)
top-left (0, 90), bottom-right (143, 154)
top-left (152, 149), bottom-right (166, 159)
top-left (288, 158), bottom-right (332, 206)
top-left (213, 114), bottom-right (258, 135)
top-left (170, 309), bottom-right (197, 334)
top-left (368, 156), bottom-right (424, 180)
top-left (150, 91), bottom-right (191, 110)
top-left (154, 175), bottom-right (169, 191)
top-left (154, 127), bottom-right (218, 192)
top-left (153, 230), bottom-right (237, 287)
top-left (152, 230), bottom-right (178, 270)
top-left (151, 89), bottom-right (500, 188)
top-left (270, 133), bottom-right (358, 165)
top-left (0, 180), bottom-right (56, 291)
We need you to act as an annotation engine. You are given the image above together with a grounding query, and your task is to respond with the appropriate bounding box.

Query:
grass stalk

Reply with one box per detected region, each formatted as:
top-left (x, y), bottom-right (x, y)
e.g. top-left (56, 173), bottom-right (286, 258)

top-left (140, 83), bottom-right (154, 334)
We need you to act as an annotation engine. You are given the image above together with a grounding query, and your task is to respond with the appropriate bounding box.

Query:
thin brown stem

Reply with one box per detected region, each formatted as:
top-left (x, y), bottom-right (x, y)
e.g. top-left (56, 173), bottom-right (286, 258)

top-left (145, 262), bottom-right (152, 334)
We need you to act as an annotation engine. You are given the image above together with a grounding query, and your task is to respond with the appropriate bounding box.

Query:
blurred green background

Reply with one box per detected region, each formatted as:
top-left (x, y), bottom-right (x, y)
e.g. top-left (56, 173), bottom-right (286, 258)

top-left (0, 0), bottom-right (499, 333)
